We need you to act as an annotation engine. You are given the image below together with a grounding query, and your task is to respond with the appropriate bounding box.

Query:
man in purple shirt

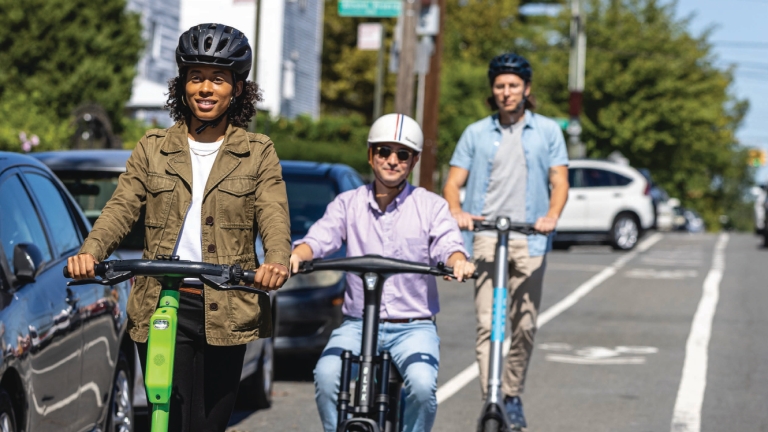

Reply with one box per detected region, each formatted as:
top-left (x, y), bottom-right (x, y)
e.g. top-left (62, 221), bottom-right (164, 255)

top-left (290, 113), bottom-right (475, 432)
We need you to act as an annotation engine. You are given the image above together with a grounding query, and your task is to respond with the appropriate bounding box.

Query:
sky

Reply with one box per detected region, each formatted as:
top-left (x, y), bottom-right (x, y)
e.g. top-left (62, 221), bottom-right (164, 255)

top-left (673, 0), bottom-right (768, 182)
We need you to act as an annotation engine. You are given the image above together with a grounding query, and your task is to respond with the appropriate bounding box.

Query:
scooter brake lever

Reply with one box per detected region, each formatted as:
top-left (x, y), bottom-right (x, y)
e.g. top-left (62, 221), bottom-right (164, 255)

top-left (217, 284), bottom-right (270, 296)
top-left (67, 278), bottom-right (109, 286)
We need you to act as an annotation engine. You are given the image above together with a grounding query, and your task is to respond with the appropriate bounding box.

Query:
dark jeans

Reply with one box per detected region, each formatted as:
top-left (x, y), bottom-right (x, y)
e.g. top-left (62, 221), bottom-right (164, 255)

top-left (135, 291), bottom-right (247, 432)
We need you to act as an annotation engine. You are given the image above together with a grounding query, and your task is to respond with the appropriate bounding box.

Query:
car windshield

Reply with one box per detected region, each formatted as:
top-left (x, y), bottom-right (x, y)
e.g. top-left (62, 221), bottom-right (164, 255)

top-left (285, 176), bottom-right (338, 234)
top-left (54, 171), bottom-right (145, 251)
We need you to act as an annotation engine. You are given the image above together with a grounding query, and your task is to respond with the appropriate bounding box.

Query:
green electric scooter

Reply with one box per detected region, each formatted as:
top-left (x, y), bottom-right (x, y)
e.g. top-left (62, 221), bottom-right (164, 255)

top-left (65, 255), bottom-right (269, 432)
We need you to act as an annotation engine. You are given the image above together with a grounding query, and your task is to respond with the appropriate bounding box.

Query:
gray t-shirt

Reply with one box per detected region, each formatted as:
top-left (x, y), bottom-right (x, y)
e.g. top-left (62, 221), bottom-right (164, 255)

top-left (479, 119), bottom-right (527, 238)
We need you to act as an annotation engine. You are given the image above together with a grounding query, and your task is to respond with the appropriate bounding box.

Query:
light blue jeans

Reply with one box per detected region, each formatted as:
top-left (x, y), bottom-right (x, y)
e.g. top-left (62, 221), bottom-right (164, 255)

top-left (314, 317), bottom-right (440, 432)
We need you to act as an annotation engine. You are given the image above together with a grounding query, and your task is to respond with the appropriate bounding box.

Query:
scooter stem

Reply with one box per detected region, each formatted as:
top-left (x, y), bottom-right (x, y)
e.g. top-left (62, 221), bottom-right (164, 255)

top-left (147, 288), bottom-right (180, 432)
top-left (486, 229), bottom-right (509, 405)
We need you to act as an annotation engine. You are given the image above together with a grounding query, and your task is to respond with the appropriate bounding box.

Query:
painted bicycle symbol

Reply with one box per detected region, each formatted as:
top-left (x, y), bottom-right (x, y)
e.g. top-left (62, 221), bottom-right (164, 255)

top-left (538, 343), bottom-right (658, 365)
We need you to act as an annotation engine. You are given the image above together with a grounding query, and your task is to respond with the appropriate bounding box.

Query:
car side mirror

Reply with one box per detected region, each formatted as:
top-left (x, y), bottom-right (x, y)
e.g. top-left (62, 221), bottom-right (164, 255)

top-left (13, 243), bottom-right (44, 284)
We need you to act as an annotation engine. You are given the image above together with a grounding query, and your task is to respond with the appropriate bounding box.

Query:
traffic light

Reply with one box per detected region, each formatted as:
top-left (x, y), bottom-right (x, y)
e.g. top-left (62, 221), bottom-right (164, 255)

top-left (748, 149), bottom-right (766, 167)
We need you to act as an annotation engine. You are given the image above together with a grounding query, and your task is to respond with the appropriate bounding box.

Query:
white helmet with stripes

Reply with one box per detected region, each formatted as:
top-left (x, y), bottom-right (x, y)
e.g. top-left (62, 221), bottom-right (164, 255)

top-left (367, 113), bottom-right (423, 153)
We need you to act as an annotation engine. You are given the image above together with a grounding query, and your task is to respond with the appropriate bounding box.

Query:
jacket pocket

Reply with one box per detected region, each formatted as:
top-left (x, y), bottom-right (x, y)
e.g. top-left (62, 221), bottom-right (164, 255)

top-left (217, 176), bottom-right (257, 229)
top-left (144, 173), bottom-right (176, 228)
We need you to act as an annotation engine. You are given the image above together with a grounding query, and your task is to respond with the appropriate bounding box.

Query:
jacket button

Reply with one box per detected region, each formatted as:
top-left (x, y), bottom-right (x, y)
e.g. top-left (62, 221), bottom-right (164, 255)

top-left (205, 216), bottom-right (214, 225)
top-left (209, 303), bottom-right (218, 311)
top-left (207, 244), bottom-right (216, 253)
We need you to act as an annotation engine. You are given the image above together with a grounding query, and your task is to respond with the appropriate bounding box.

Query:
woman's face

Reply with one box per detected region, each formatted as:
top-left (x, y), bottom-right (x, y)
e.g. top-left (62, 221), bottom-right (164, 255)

top-left (185, 66), bottom-right (243, 122)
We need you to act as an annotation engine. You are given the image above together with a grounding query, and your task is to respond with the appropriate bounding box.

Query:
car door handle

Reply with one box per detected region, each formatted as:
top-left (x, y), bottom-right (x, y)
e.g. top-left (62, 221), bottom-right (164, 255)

top-left (613, 193), bottom-right (622, 198)
top-left (575, 195), bottom-right (586, 200)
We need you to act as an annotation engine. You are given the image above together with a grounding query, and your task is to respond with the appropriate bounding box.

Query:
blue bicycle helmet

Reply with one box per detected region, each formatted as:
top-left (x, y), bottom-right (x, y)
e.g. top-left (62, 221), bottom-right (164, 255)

top-left (488, 53), bottom-right (532, 85)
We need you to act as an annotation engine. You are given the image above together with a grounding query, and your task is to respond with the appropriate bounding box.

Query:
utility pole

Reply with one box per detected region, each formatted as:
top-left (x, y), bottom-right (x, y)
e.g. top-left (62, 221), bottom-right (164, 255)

top-left (418, 0), bottom-right (443, 191)
top-left (395, 0), bottom-right (420, 115)
top-left (373, 24), bottom-right (385, 120)
top-left (250, 0), bottom-right (262, 132)
top-left (567, 0), bottom-right (586, 159)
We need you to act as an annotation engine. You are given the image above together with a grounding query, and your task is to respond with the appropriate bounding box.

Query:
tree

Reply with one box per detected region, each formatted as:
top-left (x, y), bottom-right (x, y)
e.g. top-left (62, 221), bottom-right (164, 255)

top-left (0, 0), bottom-right (143, 150)
top-left (320, 0), bottom-right (398, 120)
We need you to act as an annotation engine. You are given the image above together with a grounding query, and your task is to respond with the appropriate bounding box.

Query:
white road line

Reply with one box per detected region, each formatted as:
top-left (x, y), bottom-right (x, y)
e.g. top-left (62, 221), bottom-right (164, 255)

top-left (670, 233), bottom-right (728, 432)
top-left (436, 233), bottom-right (664, 404)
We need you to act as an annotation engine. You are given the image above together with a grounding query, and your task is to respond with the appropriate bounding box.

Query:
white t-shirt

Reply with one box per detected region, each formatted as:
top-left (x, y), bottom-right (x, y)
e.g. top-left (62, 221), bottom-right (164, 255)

top-left (174, 138), bottom-right (224, 284)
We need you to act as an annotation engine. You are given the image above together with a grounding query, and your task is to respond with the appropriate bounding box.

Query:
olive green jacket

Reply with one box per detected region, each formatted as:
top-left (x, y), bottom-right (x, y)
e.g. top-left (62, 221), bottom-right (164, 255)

top-left (79, 122), bottom-right (291, 346)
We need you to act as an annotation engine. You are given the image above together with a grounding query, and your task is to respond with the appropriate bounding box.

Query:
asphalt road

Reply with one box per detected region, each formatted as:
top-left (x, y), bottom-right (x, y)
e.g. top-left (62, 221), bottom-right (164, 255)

top-left (226, 232), bottom-right (768, 431)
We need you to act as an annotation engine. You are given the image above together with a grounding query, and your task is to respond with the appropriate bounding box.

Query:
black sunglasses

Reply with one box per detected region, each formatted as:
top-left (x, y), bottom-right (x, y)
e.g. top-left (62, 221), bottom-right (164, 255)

top-left (374, 145), bottom-right (413, 162)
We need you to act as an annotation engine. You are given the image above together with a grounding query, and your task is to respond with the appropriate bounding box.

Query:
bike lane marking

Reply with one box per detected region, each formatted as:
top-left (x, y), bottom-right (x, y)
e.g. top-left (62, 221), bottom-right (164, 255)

top-left (670, 233), bottom-right (728, 432)
top-left (435, 232), bottom-right (664, 404)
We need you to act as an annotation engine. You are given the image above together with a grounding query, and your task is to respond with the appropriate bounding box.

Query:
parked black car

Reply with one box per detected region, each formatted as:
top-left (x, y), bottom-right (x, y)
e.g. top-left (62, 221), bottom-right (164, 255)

top-left (34, 151), bottom-right (364, 359)
top-left (32, 150), bottom-right (275, 413)
top-left (0, 151), bottom-right (134, 431)
top-left (263, 160), bottom-right (364, 355)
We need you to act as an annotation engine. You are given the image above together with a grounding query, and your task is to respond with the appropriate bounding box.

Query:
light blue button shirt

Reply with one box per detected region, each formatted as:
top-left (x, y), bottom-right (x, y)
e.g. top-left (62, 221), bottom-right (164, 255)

top-left (449, 111), bottom-right (569, 257)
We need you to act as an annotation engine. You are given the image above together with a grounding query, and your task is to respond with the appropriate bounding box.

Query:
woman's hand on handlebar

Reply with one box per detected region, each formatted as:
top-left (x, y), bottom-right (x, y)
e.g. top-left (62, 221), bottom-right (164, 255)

top-left (450, 208), bottom-right (484, 231)
top-left (66, 253), bottom-right (98, 279)
top-left (252, 263), bottom-right (289, 291)
top-left (534, 215), bottom-right (558, 234)
top-left (446, 252), bottom-right (475, 282)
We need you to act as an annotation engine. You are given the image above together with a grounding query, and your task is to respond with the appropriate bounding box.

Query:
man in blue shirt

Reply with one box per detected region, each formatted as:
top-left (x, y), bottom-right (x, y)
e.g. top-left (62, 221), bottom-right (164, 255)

top-left (443, 53), bottom-right (570, 430)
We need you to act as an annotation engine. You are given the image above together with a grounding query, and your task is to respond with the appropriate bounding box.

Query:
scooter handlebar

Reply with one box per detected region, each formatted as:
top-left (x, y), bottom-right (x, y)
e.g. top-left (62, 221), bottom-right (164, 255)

top-left (63, 258), bottom-right (269, 295)
top-left (471, 218), bottom-right (538, 235)
top-left (298, 255), bottom-right (478, 280)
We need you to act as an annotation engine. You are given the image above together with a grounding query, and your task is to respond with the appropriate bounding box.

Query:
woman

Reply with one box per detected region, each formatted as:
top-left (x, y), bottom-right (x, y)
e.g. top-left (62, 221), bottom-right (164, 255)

top-left (67, 23), bottom-right (290, 431)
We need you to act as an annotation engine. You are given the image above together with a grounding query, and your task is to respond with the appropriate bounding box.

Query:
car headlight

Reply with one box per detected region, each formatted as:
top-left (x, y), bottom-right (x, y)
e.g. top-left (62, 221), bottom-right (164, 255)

top-left (281, 270), bottom-right (345, 291)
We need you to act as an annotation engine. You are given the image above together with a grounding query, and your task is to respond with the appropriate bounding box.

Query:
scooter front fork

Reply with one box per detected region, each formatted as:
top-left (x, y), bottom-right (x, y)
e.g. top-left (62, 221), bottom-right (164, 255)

top-left (146, 289), bottom-right (180, 432)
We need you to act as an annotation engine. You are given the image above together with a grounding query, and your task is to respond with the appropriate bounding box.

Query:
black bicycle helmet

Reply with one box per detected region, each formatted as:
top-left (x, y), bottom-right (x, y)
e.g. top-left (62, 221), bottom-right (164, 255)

top-left (176, 23), bottom-right (252, 77)
top-left (488, 53), bottom-right (532, 85)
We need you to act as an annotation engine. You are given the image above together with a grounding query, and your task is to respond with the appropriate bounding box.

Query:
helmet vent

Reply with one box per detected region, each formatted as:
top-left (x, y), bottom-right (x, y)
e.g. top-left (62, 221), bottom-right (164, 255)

top-left (204, 35), bottom-right (213, 52)
top-left (216, 37), bottom-right (229, 54)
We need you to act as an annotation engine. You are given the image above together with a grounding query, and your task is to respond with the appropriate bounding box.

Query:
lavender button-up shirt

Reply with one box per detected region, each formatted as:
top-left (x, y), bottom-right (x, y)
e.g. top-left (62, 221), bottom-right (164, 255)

top-left (294, 183), bottom-right (468, 319)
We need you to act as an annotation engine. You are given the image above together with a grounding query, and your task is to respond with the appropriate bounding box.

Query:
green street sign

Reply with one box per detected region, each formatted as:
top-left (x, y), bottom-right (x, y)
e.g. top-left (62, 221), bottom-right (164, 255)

top-left (554, 117), bottom-right (569, 131)
top-left (338, 0), bottom-right (402, 17)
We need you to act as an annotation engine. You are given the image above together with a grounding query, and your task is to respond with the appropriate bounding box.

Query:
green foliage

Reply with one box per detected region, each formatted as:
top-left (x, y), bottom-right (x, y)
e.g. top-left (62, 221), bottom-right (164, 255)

top-left (527, 0), bottom-right (750, 229)
top-left (318, 0), bottom-right (751, 229)
top-left (0, 0), bottom-right (143, 149)
top-left (253, 112), bottom-right (372, 175)
top-left (321, 0), bottom-right (397, 119)
top-left (120, 118), bottom-right (155, 150)
top-left (0, 92), bottom-right (73, 152)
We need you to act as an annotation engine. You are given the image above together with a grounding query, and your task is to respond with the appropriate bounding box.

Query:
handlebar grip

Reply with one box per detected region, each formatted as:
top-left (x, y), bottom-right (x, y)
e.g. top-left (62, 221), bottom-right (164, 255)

top-left (63, 262), bottom-right (108, 279)
top-left (241, 270), bottom-right (257, 285)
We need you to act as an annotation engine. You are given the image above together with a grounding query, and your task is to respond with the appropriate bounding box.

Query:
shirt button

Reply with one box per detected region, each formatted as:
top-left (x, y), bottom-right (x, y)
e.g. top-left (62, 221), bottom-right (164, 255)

top-left (207, 244), bottom-right (216, 253)
top-left (205, 216), bottom-right (214, 225)
top-left (209, 303), bottom-right (218, 311)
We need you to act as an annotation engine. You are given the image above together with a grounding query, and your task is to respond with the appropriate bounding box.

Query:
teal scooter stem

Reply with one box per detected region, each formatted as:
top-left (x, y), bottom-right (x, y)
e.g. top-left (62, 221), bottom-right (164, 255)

top-left (474, 217), bottom-right (538, 432)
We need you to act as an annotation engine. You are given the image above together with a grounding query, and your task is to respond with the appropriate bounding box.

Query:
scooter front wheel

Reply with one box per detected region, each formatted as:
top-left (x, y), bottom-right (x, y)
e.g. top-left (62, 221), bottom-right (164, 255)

top-left (482, 418), bottom-right (500, 432)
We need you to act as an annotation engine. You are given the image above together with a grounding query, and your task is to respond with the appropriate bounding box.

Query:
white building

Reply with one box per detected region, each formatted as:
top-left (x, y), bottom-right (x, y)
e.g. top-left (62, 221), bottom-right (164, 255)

top-left (127, 0), bottom-right (324, 126)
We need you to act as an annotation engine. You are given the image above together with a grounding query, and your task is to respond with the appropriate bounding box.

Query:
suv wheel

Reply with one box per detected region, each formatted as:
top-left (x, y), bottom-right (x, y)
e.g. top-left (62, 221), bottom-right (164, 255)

top-left (0, 389), bottom-right (16, 432)
top-left (611, 214), bottom-right (639, 250)
top-left (108, 352), bottom-right (134, 432)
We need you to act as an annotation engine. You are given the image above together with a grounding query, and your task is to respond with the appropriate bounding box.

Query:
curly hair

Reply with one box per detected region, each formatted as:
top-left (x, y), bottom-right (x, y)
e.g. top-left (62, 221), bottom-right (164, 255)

top-left (165, 71), bottom-right (263, 128)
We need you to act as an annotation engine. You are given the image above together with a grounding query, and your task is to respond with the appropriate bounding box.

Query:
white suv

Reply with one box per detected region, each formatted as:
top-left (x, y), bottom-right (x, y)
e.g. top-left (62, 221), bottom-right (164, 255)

top-left (555, 159), bottom-right (655, 250)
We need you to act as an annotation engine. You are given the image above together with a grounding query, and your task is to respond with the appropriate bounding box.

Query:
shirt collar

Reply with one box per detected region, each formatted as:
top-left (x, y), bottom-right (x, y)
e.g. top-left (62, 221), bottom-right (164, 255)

top-left (366, 182), bottom-right (414, 213)
top-left (489, 110), bottom-right (534, 132)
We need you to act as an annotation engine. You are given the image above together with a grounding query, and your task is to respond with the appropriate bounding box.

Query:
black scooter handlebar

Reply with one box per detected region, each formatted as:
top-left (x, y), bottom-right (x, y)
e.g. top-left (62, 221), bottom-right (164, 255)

top-left (298, 255), bottom-right (478, 280)
top-left (471, 217), bottom-right (538, 235)
top-left (63, 258), bottom-right (269, 295)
